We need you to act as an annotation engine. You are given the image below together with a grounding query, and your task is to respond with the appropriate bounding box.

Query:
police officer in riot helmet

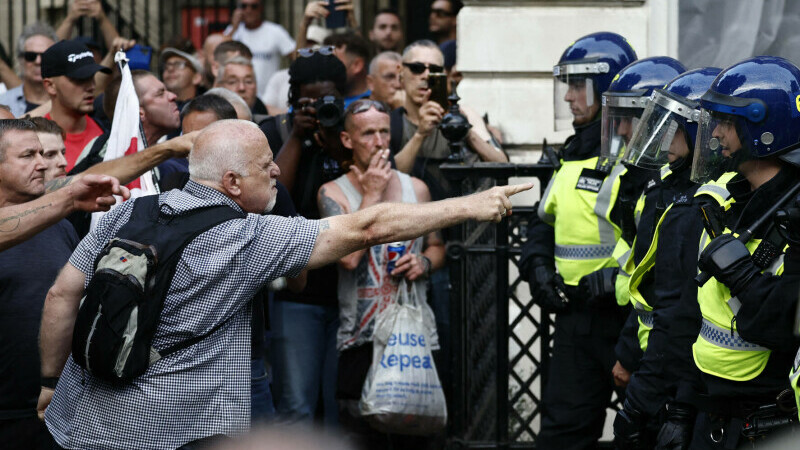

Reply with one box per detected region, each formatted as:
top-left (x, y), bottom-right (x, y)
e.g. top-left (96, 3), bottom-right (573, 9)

top-left (577, 56), bottom-right (686, 319)
top-left (667, 56), bottom-right (800, 448)
top-left (519, 31), bottom-right (637, 449)
top-left (610, 67), bottom-right (722, 449)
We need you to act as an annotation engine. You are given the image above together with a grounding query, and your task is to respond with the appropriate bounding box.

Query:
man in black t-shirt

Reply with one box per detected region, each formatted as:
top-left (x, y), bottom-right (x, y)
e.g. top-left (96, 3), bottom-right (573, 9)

top-left (0, 120), bottom-right (78, 450)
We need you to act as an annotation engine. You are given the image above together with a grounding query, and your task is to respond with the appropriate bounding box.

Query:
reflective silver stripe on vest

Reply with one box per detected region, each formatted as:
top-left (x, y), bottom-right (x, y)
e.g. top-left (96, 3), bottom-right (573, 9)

top-left (538, 176), bottom-right (556, 224)
top-left (594, 164), bottom-right (626, 245)
top-left (695, 183), bottom-right (729, 200)
top-left (634, 306), bottom-right (653, 327)
top-left (617, 247), bottom-right (632, 272)
top-left (699, 318), bottom-right (768, 351)
top-left (792, 348), bottom-right (800, 377)
top-left (554, 244), bottom-right (617, 260)
top-left (660, 165), bottom-right (672, 179)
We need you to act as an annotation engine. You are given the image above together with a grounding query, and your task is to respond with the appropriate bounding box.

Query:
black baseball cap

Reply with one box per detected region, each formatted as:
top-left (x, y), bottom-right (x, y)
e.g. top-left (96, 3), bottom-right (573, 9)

top-left (41, 40), bottom-right (112, 79)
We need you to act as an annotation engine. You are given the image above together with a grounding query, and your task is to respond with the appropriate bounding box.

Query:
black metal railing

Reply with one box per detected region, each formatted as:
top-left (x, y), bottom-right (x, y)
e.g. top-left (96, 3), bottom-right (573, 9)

top-left (442, 161), bottom-right (619, 448)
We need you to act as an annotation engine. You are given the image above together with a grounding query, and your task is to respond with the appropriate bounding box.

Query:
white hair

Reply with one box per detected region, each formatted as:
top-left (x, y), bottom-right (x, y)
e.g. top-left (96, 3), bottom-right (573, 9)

top-left (205, 87), bottom-right (252, 121)
top-left (216, 55), bottom-right (253, 81)
top-left (189, 119), bottom-right (260, 182)
top-left (369, 51), bottom-right (402, 75)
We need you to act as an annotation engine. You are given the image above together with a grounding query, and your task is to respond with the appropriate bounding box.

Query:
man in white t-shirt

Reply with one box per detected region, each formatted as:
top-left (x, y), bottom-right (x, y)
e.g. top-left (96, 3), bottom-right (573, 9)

top-left (225, 0), bottom-right (295, 99)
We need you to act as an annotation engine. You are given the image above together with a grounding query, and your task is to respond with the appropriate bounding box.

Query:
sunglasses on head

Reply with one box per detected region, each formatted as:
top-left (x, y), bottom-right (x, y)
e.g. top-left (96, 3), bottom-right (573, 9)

top-left (20, 51), bottom-right (43, 62)
top-left (346, 99), bottom-right (389, 116)
top-left (297, 45), bottom-right (336, 58)
top-left (402, 62), bottom-right (444, 75)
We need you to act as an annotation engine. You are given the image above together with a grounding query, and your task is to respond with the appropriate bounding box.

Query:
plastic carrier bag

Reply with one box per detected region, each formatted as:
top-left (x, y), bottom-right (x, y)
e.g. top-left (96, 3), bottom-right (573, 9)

top-left (359, 279), bottom-right (447, 435)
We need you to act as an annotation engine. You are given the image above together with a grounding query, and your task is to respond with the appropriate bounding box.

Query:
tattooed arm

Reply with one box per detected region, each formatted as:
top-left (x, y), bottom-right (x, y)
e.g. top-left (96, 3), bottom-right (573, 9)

top-left (306, 182), bottom-right (535, 270)
top-left (316, 182), bottom-right (366, 271)
top-left (0, 174), bottom-right (129, 251)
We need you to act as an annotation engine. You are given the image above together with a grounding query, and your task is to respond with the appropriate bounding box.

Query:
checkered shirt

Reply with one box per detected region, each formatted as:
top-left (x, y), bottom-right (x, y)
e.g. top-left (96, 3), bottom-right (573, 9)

top-left (46, 181), bottom-right (319, 450)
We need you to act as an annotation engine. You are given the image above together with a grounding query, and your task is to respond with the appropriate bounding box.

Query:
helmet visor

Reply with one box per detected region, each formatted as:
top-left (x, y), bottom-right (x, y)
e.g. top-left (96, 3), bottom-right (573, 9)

top-left (691, 109), bottom-right (757, 183)
top-left (623, 90), bottom-right (698, 169)
top-left (600, 94), bottom-right (644, 170)
top-left (553, 62), bottom-right (605, 131)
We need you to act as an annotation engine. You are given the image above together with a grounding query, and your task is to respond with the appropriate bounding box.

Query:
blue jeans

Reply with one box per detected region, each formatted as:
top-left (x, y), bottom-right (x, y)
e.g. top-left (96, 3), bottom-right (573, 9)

top-left (269, 301), bottom-right (339, 427)
top-left (250, 357), bottom-right (275, 423)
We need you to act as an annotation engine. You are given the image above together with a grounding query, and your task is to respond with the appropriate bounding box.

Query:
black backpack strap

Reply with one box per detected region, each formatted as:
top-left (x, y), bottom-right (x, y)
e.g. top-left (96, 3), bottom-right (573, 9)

top-left (116, 195), bottom-right (246, 361)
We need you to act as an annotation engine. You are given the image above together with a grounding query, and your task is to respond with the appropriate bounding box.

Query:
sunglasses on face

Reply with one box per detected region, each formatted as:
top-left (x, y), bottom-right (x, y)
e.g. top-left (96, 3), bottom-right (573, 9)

top-left (21, 51), bottom-right (43, 62)
top-left (346, 99), bottom-right (390, 116)
top-left (238, 2), bottom-right (260, 10)
top-left (402, 62), bottom-right (444, 75)
top-left (297, 45), bottom-right (336, 58)
top-left (430, 8), bottom-right (455, 18)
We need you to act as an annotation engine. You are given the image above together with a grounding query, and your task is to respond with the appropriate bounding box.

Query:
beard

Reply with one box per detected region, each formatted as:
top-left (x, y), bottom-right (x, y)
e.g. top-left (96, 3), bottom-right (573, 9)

top-left (263, 194), bottom-right (277, 214)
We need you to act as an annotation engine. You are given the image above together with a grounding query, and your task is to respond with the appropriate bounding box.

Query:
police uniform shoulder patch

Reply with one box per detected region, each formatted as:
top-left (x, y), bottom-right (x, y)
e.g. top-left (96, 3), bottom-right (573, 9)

top-left (575, 168), bottom-right (605, 193)
top-left (672, 193), bottom-right (691, 205)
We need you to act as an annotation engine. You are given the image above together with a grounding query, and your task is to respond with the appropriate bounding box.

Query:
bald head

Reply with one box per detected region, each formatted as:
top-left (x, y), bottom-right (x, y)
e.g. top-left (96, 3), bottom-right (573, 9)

top-left (190, 119), bottom-right (264, 182)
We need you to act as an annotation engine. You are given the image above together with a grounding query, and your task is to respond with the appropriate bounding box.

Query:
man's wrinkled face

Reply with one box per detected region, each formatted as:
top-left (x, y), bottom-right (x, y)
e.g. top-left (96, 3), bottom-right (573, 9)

top-left (370, 13), bottom-right (403, 51)
top-left (0, 130), bottom-right (46, 202)
top-left (563, 80), bottom-right (598, 126)
top-left (22, 34), bottom-right (54, 84)
top-left (49, 75), bottom-right (96, 115)
top-left (239, 143), bottom-right (281, 214)
top-left (138, 75), bottom-right (181, 132)
top-left (219, 63), bottom-right (257, 108)
top-left (401, 46), bottom-right (444, 106)
top-left (342, 107), bottom-right (391, 169)
top-left (162, 55), bottom-right (198, 94)
top-left (37, 131), bottom-right (67, 181)
top-left (368, 58), bottom-right (401, 104)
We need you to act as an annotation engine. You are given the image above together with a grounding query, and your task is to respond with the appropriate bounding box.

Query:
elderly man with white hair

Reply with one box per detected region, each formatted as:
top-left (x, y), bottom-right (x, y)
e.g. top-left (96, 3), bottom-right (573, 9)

top-left (38, 119), bottom-right (531, 449)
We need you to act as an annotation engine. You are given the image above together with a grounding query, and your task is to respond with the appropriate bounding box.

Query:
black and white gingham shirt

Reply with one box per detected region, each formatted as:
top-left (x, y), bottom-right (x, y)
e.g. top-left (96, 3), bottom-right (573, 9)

top-left (46, 181), bottom-right (319, 449)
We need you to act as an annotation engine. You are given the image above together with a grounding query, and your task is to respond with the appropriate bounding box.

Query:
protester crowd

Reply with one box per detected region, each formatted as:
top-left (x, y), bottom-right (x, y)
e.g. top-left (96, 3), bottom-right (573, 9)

top-left (6, 1), bottom-right (800, 450)
top-left (0, 1), bottom-right (517, 449)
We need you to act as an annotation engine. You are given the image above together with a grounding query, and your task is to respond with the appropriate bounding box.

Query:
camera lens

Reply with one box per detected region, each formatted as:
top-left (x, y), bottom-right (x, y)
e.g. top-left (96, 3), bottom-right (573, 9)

top-left (315, 96), bottom-right (344, 128)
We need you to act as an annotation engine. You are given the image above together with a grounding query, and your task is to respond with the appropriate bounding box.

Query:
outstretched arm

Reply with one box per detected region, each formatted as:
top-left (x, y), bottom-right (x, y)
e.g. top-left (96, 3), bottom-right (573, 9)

top-left (307, 183), bottom-right (532, 270)
top-left (46, 132), bottom-right (197, 192)
top-left (0, 174), bottom-right (128, 251)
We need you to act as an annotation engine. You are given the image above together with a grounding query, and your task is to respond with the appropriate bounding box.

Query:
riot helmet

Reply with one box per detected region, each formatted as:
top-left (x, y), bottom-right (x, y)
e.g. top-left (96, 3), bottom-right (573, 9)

top-left (553, 32), bottom-right (637, 131)
top-left (599, 56), bottom-right (686, 171)
top-left (691, 56), bottom-right (800, 183)
top-left (623, 67), bottom-right (721, 170)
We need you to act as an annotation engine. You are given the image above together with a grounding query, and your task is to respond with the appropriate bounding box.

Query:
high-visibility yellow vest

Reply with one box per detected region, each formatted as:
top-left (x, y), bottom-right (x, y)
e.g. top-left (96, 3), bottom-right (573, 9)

top-left (691, 177), bottom-right (785, 382)
top-left (790, 349), bottom-right (800, 420)
top-left (538, 158), bottom-right (624, 286)
top-left (627, 172), bottom-right (736, 352)
top-left (615, 165), bottom-right (671, 308)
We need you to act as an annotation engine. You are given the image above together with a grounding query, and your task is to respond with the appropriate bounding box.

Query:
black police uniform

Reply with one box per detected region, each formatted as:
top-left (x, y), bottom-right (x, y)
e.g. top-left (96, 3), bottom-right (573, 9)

top-left (520, 118), bottom-right (630, 449)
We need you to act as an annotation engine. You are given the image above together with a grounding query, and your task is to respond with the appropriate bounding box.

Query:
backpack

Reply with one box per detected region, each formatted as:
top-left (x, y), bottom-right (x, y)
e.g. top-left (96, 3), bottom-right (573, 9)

top-left (71, 195), bottom-right (246, 382)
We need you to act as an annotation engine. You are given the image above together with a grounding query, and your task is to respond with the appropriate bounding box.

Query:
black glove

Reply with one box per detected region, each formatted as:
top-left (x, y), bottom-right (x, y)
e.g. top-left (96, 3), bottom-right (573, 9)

top-left (775, 197), bottom-right (800, 247)
top-left (578, 266), bottom-right (618, 307)
top-left (528, 257), bottom-right (567, 313)
top-left (613, 399), bottom-right (649, 450)
top-left (655, 403), bottom-right (695, 450)
top-left (697, 233), bottom-right (759, 295)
